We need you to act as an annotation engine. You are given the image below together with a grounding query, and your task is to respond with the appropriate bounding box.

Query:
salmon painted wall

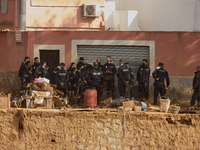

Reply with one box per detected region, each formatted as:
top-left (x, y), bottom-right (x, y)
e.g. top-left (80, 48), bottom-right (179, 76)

top-left (26, 0), bottom-right (104, 30)
top-left (1, 31), bottom-right (200, 76)
top-left (0, 31), bottom-right (27, 71)
top-left (0, 0), bottom-right (19, 31)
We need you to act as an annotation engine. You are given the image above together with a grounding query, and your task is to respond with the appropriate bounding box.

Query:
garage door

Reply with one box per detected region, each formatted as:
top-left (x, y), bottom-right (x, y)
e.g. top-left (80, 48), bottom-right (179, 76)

top-left (77, 45), bottom-right (150, 99)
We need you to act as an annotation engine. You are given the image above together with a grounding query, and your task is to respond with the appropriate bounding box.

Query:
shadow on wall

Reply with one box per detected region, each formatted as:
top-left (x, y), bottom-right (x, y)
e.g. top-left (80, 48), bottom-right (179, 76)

top-left (149, 76), bottom-right (193, 101)
top-left (0, 72), bottom-right (20, 95)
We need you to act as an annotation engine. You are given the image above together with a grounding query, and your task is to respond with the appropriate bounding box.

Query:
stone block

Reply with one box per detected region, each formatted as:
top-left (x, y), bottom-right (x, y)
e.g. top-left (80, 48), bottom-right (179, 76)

top-left (176, 92), bottom-right (185, 100)
top-left (179, 78), bottom-right (184, 86)
top-left (172, 78), bottom-right (179, 86)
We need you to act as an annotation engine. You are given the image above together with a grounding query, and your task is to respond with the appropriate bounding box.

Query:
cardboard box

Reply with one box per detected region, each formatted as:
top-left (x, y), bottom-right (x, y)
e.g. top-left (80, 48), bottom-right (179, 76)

top-left (0, 93), bottom-right (10, 109)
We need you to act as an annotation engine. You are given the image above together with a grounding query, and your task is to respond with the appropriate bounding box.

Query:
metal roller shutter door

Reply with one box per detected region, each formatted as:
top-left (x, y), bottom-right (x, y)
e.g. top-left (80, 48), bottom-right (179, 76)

top-left (77, 45), bottom-right (150, 99)
top-left (77, 45), bottom-right (149, 81)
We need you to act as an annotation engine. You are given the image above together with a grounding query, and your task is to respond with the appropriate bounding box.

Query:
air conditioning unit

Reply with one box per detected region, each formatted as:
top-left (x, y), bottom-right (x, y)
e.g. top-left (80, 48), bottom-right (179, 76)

top-left (82, 4), bottom-right (100, 18)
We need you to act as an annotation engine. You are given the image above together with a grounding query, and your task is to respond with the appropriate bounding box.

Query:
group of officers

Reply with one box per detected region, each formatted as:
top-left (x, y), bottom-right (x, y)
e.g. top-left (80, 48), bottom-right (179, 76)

top-left (19, 55), bottom-right (171, 106)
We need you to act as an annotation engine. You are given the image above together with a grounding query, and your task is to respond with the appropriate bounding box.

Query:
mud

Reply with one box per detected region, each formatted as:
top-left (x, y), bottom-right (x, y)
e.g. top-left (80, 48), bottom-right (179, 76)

top-left (0, 109), bottom-right (199, 150)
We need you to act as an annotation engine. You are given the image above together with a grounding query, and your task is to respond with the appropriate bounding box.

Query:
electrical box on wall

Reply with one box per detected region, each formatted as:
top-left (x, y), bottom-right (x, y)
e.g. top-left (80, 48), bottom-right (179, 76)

top-left (82, 4), bottom-right (100, 17)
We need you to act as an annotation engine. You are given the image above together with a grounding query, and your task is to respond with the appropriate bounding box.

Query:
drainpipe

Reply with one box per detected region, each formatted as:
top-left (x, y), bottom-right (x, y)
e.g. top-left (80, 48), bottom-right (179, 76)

top-left (19, 0), bottom-right (26, 30)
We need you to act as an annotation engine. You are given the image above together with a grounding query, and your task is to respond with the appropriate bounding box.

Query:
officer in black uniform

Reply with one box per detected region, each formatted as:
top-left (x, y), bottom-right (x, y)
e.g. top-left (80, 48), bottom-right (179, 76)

top-left (96, 58), bottom-right (103, 71)
top-left (189, 66), bottom-right (200, 110)
top-left (52, 63), bottom-right (65, 85)
top-left (152, 62), bottom-right (170, 105)
top-left (67, 62), bottom-right (76, 101)
top-left (56, 64), bottom-right (69, 99)
top-left (89, 62), bottom-right (104, 105)
top-left (103, 56), bottom-right (116, 99)
top-left (137, 59), bottom-right (150, 100)
top-left (18, 56), bottom-right (31, 93)
top-left (31, 57), bottom-right (40, 80)
top-left (96, 58), bottom-right (103, 99)
top-left (70, 67), bottom-right (81, 105)
top-left (45, 66), bottom-right (50, 79)
top-left (118, 59), bottom-right (130, 98)
top-left (38, 61), bottom-right (49, 78)
top-left (77, 57), bottom-right (93, 83)
top-left (76, 65), bottom-right (87, 104)
top-left (125, 62), bottom-right (135, 99)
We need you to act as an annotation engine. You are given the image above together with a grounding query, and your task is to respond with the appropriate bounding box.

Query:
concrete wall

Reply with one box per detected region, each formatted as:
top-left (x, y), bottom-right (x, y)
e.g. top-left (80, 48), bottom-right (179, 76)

top-left (26, 0), bottom-right (105, 31)
top-left (107, 0), bottom-right (200, 31)
top-left (1, 109), bottom-right (200, 149)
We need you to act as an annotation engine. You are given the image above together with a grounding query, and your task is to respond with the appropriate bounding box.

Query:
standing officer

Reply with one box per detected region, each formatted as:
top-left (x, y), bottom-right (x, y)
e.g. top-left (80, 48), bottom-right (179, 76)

top-left (103, 56), bottom-right (116, 99)
top-left (31, 57), bottom-right (40, 80)
top-left (18, 56), bottom-right (31, 94)
top-left (77, 57), bottom-right (92, 83)
top-left (89, 62), bottom-right (104, 105)
top-left (137, 59), bottom-right (150, 100)
top-left (189, 66), bottom-right (200, 110)
top-left (152, 62), bottom-right (170, 105)
top-left (67, 62), bottom-right (76, 102)
top-left (52, 63), bottom-right (65, 85)
top-left (70, 67), bottom-right (81, 105)
top-left (56, 64), bottom-right (69, 99)
top-left (38, 61), bottom-right (49, 78)
top-left (125, 62), bottom-right (135, 99)
top-left (118, 59), bottom-right (130, 98)
top-left (96, 58), bottom-right (103, 71)
top-left (96, 58), bottom-right (103, 100)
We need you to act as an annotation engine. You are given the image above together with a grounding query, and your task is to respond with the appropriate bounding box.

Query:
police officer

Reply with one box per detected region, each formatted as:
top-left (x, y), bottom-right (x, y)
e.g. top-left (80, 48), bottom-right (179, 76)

top-left (103, 56), bottom-right (116, 99)
top-left (31, 57), bottom-right (40, 80)
top-left (67, 62), bottom-right (76, 74)
top-left (89, 62), bottom-right (104, 105)
top-left (96, 58), bottom-right (103, 99)
top-left (70, 67), bottom-right (81, 105)
top-left (137, 59), bottom-right (150, 100)
top-left (67, 62), bottom-right (76, 101)
top-left (76, 65), bottom-right (86, 104)
top-left (189, 66), bottom-right (200, 110)
top-left (77, 57), bottom-right (92, 82)
top-left (125, 62), bottom-right (135, 99)
top-left (96, 58), bottom-right (103, 71)
top-left (52, 63), bottom-right (65, 85)
top-left (152, 62), bottom-right (170, 105)
top-left (118, 59), bottom-right (130, 98)
top-left (18, 56), bottom-right (31, 94)
top-left (38, 61), bottom-right (49, 78)
top-left (56, 64), bottom-right (69, 99)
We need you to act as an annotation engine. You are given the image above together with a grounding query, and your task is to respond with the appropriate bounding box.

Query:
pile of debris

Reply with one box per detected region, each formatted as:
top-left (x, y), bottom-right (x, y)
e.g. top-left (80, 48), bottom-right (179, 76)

top-left (12, 78), bottom-right (67, 109)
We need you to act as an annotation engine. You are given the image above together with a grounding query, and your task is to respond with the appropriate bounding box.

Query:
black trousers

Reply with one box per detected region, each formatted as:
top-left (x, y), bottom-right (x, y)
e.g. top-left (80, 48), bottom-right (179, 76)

top-left (119, 84), bottom-right (126, 97)
top-left (190, 89), bottom-right (200, 107)
top-left (154, 83), bottom-right (165, 105)
top-left (139, 82), bottom-right (148, 99)
top-left (93, 83), bottom-right (101, 104)
top-left (58, 87), bottom-right (68, 98)
top-left (105, 79), bottom-right (115, 92)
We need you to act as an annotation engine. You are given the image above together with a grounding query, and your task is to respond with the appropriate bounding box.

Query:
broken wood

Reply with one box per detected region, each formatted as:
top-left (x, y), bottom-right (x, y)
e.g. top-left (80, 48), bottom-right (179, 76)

top-left (53, 89), bottom-right (64, 96)
top-left (51, 84), bottom-right (57, 88)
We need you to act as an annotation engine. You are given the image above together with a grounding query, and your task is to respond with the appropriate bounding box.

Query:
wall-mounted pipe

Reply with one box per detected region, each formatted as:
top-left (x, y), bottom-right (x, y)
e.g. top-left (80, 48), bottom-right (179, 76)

top-left (19, 0), bottom-right (26, 30)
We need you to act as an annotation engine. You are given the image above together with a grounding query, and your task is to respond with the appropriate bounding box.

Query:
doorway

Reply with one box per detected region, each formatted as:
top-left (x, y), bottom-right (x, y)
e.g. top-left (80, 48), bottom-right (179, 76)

top-left (40, 50), bottom-right (60, 83)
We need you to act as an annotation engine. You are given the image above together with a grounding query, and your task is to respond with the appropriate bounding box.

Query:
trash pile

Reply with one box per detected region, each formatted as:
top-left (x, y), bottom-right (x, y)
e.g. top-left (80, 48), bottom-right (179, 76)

top-left (11, 78), bottom-right (68, 109)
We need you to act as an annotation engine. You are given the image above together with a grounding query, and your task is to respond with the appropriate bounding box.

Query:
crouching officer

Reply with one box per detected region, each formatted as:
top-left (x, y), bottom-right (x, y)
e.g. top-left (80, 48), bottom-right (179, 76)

top-left (137, 59), bottom-right (150, 100)
top-left (118, 59), bottom-right (130, 98)
top-left (152, 62), bottom-right (170, 105)
top-left (89, 62), bottom-right (104, 105)
top-left (103, 56), bottom-right (116, 99)
top-left (18, 56), bottom-right (31, 94)
top-left (56, 64), bottom-right (69, 99)
top-left (189, 66), bottom-right (200, 110)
